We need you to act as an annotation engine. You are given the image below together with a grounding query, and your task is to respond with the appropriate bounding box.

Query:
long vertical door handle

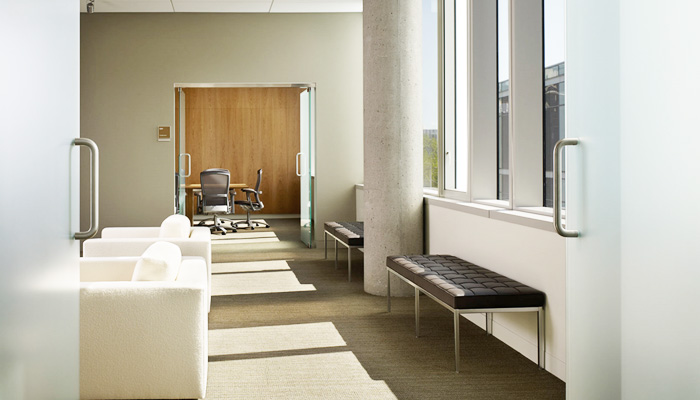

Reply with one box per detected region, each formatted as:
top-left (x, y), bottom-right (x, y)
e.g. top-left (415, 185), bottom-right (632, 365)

top-left (296, 152), bottom-right (302, 177)
top-left (553, 138), bottom-right (579, 237)
top-left (73, 138), bottom-right (99, 239)
top-left (179, 153), bottom-right (192, 178)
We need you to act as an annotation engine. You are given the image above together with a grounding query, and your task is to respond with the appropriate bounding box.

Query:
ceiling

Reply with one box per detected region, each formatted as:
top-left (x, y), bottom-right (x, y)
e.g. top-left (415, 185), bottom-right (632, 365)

top-left (81, 0), bottom-right (363, 13)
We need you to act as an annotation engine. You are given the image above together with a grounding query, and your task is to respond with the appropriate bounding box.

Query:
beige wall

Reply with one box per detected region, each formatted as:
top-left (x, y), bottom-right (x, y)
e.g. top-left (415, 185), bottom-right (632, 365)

top-left (80, 13), bottom-right (363, 238)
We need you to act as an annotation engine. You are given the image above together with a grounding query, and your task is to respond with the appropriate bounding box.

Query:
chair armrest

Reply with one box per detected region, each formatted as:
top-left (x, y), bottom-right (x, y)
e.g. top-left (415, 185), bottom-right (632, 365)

top-left (241, 188), bottom-right (260, 194)
top-left (80, 257), bottom-right (139, 282)
top-left (189, 226), bottom-right (211, 240)
top-left (101, 227), bottom-right (161, 238)
top-left (83, 238), bottom-right (210, 263)
top-left (83, 238), bottom-right (158, 258)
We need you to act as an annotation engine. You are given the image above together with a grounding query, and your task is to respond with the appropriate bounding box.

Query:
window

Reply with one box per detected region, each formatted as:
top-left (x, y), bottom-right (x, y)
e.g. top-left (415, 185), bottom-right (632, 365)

top-left (497, 0), bottom-right (510, 201)
top-left (453, 0), bottom-right (468, 192)
top-left (543, 0), bottom-right (566, 207)
top-left (430, 0), bottom-right (553, 218)
top-left (423, 0), bottom-right (439, 190)
top-left (442, 0), bottom-right (469, 198)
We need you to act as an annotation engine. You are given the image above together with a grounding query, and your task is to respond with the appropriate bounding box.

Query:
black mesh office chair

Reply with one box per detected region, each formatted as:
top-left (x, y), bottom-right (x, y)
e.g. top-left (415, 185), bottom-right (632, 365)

top-left (233, 169), bottom-right (269, 230)
top-left (196, 168), bottom-right (236, 234)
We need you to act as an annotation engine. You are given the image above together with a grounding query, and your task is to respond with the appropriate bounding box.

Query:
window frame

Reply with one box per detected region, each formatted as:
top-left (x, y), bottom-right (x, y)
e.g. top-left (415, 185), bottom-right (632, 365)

top-left (437, 0), bottom-right (470, 202)
top-left (428, 0), bottom-right (549, 215)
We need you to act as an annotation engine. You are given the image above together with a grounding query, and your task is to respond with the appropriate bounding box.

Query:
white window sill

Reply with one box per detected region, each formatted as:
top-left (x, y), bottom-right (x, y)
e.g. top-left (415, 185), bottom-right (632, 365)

top-left (425, 195), bottom-right (560, 233)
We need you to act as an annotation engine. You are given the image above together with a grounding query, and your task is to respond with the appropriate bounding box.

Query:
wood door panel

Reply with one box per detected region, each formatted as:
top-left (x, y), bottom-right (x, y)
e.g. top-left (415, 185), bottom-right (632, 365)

top-left (184, 87), bottom-right (301, 214)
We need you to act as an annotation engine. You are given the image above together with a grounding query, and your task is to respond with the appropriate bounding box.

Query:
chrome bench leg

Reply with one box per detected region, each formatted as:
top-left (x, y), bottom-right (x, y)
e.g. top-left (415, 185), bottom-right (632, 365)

top-left (387, 269), bottom-right (391, 312)
top-left (347, 245), bottom-right (352, 282)
top-left (538, 306), bottom-right (546, 369)
top-left (415, 287), bottom-right (420, 338)
top-left (454, 310), bottom-right (460, 373)
top-left (324, 231), bottom-right (328, 259)
top-left (334, 239), bottom-right (338, 269)
top-left (486, 312), bottom-right (493, 335)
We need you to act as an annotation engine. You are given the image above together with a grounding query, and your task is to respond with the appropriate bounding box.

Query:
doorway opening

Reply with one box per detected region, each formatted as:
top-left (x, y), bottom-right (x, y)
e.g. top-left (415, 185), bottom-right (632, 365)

top-left (173, 83), bottom-right (316, 247)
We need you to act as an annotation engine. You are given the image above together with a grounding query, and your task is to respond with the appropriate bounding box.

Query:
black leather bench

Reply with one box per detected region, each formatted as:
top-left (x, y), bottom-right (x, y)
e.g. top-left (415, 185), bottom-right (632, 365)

top-left (386, 254), bottom-right (546, 373)
top-left (324, 222), bottom-right (364, 281)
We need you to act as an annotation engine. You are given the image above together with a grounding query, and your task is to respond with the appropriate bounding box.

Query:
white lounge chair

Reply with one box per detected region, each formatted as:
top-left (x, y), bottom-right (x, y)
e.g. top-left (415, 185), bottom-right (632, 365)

top-left (80, 250), bottom-right (208, 399)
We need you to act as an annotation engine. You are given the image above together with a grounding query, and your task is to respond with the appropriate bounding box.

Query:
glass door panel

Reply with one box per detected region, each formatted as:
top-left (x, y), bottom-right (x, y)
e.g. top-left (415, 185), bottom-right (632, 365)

top-left (566, 1), bottom-right (621, 397)
top-left (299, 88), bottom-right (314, 247)
top-left (176, 88), bottom-right (189, 216)
top-left (1, 0), bottom-right (80, 397)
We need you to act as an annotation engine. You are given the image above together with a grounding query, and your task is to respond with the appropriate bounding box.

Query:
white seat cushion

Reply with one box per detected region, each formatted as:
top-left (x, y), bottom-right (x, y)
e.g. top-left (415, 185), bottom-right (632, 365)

top-left (159, 214), bottom-right (192, 238)
top-left (132, 241), bottom-right (182, 281)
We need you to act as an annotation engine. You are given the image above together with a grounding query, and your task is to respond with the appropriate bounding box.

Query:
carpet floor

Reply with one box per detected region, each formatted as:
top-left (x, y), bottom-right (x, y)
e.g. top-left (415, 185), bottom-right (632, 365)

top-left (206, 219), bottom-right (565, 399)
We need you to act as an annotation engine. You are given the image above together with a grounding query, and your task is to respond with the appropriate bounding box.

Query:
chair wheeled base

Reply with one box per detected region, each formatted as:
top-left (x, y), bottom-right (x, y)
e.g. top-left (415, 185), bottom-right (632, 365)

top-left (231, 212), bottom-right (269, 230)
top-left (197, 214), bottom-right (237, 234)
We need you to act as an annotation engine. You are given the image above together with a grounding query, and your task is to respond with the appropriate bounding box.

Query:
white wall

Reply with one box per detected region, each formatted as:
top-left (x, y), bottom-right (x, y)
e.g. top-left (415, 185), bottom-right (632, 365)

top-left (355, 184), bottom-right (364, 221)
top-left (80, 13), bottom-right (363, 238)
top-left (426, 202), bottom-right (566, 381)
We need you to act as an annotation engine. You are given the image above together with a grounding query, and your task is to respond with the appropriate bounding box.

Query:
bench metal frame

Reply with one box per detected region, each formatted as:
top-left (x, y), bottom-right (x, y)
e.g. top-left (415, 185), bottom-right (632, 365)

top-left (324, 229), bottom-right (363, 282)
top-left (386, 267), bottom-right (545, 373)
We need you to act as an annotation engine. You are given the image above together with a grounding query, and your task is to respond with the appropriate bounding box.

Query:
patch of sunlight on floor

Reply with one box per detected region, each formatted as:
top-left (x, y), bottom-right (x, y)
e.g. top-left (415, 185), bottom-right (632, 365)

top-left (212, 260), bottom-right (291, 274)
top-left (211, 271), bottom-right (315, 296)
top-left (209, 322), bottom-right (346, 356)
top-left (211, 236), bottom-right (280, 245)
top-left (206, 351), bottom-right (397, 400)
top-left (210, 231), bottom-right (277, 240)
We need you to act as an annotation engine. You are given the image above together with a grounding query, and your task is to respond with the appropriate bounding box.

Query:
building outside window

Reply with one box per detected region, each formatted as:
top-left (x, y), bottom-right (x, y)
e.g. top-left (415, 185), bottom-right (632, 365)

top-left (543, 0), bottom-right (566, 207)
top-left (497, 0), bottom-right (510, 200)
top-left (543, 62), bottom-right (565, 207)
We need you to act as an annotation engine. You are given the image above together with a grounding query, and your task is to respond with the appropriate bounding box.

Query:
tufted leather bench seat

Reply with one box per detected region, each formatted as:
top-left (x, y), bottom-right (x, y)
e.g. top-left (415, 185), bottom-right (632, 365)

top-left (324, 222), bottom-right (364, 281)
top-left (386, 254), bottom-right (546, 373)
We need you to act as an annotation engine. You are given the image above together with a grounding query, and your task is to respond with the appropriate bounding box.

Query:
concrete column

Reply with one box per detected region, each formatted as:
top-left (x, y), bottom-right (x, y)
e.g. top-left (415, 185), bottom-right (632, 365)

top-left (363, 0), bottom-right (423, 296)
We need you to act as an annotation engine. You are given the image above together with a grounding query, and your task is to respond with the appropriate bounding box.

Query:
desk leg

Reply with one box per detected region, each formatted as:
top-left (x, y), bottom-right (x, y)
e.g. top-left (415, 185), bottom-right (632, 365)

top-left (190, 191), bottom-right (194, 223)
top-left (185, 189), bottom-right (194, 224)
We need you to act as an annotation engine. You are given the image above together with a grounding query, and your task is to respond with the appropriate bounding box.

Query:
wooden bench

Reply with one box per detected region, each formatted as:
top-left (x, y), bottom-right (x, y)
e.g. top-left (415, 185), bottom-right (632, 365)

top-left (324, 222), bottom-right (364, 281)
top-left (386, 254), bottom-right (546, 373)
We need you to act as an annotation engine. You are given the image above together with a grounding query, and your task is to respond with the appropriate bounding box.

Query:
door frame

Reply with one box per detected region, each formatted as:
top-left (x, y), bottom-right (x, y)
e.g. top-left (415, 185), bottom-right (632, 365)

top-left (172, 82), bottom-right (317, 241)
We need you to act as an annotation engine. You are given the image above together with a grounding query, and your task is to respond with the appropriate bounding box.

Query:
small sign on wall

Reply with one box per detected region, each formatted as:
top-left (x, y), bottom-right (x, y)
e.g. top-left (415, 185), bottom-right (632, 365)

top-left (158, 126), bottom-right (171, 141)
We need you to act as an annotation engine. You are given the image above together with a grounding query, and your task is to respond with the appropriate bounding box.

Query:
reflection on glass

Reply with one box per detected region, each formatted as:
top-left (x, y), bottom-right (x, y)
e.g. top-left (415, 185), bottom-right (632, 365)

top-left (497, 0), bottom-right (510, 200)
top-left (423, 0), bottom-right (439, 189)
top-left (543, 0), bottom-right (566, 207)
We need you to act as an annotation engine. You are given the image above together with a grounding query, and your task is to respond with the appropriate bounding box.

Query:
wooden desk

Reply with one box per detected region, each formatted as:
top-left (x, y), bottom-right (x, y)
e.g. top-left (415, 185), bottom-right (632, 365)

top-left (182, 183), bottom-right (247, 223)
